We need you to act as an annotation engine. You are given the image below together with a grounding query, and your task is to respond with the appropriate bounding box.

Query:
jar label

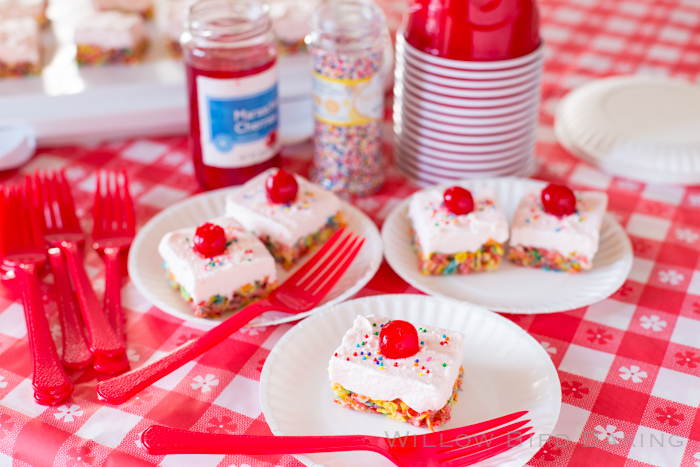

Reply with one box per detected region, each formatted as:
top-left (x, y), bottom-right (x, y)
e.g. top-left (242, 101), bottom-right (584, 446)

top-left (197, 65), bottom-right (280, 168)
top-left (312, 72), bottom-right (383, 126)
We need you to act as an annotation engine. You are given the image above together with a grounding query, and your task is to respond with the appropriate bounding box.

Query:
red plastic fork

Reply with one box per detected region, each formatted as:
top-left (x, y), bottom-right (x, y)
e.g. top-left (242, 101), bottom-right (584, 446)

top-left (0, 187), bottom-right (73, 405)
top-left (92, 170), bottom-right (136, 342)
top-left (142, 411), bottom-right (533, 467)
top-left (30, 171), bottom-right (129, 375)
top-left (97, 227), bottom-right (365, 404)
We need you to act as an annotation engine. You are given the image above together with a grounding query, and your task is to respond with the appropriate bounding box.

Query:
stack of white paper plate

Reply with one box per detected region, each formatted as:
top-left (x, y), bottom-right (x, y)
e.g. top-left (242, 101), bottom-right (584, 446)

top-left (393, 32), bottom-right (542, 185)
top-left (555, 76), bottom-right (700, 185)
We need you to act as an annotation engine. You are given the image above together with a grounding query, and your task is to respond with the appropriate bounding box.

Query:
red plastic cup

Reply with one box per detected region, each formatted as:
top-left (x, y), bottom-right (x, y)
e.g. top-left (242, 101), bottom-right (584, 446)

top-left (403, 0), bottom-right (540, 61)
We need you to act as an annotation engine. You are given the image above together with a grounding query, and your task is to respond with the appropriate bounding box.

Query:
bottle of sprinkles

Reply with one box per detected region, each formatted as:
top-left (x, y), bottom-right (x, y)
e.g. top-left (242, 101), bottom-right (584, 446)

top-left (307, 0), bottom-right (387, 198)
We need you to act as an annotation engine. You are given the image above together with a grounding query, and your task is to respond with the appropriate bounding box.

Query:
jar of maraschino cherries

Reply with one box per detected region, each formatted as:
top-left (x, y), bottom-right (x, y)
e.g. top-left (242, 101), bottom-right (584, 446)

top-left (182, 0), bottom-right (280, 190)
top-left (307, 0), bottom-right (388, 198)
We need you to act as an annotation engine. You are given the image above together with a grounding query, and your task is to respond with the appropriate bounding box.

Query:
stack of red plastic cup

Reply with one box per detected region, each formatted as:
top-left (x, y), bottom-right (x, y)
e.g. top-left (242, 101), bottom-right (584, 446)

top-left (393, 0), bottom-right (542, 185)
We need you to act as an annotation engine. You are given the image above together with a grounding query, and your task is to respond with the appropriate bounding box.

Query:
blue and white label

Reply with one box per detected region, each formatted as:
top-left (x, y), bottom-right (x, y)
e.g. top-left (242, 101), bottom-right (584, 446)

top-left (197, 65), bottom-right (280, 168)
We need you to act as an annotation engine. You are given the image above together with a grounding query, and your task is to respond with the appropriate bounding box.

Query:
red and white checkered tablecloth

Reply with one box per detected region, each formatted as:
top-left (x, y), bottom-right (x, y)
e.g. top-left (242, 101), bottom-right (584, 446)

top-left (2, 0), bottom-right (700, 465)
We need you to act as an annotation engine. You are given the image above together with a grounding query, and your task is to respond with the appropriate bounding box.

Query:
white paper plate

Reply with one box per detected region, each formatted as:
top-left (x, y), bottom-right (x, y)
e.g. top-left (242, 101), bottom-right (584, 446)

top-left (382, 178), bottom-right (633, 314)
top-left (397, 125), bottom-right (535, 153)
top-left (396, 137), bottom-right (532, 163)
top-left (397, 152), bottom-right (531, 175)
top-left (396, 79), bottom-right (540, 108)
top-left (396, 112), bottom-right (536, 144)
top-left (127, 187), bottom-right (382, 327)
top-left (396, 68), bottom-right (541, 99)
top-left (396, 154), bottom-right (535, 184)
top-left (555, 76), bottom-right (700, 185)
top-left (396, 112), bottom-right (534, 136)
top-left (397, 60), bottom-right (543, 90)
top-left (397, 33), bottom-right (544, 71)
top-left (397, 87), bottom-right (540, 117)
top-left (260, 294), bottom-right (561, 467)
top-left (398, 101), bottom-right (534, 126)
top-left (396, 143), bottom-right (531, 171)
top-left (396, 103), bottom-right (538, 135)
top-left (396, 52), bottom-right (544, 81)
top-left (398, 160), bottom-right (538, 187)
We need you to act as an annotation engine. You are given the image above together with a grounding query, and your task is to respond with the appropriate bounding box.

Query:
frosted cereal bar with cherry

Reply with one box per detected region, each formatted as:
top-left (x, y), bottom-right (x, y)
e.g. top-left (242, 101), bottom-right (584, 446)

top-left (225, 168), bottom-right (345, 269)
top-left (409, 185), bottom-right (509, 275)
top-left (0, 17), bottom-right (41, 78)
top-left (329, 315), bottom-right (464, 431)
top-left (75, 11), bottom-right (148, 66)
top-left (158, 217), bottom-right (277, 319)
top-left (507, 183), bottom-right (608, 272)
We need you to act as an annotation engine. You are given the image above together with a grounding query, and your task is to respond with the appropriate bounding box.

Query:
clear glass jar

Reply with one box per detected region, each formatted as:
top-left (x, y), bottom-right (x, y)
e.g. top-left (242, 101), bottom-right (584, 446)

top-left (307, 0), bottom-right (388, 198)
top-left (182, 0), bottom-right (280, 190)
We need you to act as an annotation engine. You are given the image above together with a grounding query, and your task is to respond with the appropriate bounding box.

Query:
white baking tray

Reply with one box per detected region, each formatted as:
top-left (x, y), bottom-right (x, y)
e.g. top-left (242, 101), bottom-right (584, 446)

top-left (0, 0), bottom-right (313, 146)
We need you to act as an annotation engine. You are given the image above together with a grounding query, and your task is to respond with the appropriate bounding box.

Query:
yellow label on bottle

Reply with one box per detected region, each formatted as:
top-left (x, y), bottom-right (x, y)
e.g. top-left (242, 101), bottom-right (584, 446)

top-left (312, 72), bottom-right (384, 126)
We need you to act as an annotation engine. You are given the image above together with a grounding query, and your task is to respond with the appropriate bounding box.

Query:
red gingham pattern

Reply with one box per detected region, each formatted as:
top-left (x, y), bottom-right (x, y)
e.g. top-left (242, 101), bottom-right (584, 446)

top-left (2, 0), bottom-right (700, 465)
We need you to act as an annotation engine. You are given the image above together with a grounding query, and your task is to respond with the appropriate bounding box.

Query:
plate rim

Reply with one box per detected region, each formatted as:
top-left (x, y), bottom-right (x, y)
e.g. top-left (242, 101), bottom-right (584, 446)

top-left (554, 76), bottom-right (700, 185)
top-left (260, 293), bottom-right (563, 467)
top-left (381, 176), bottom-right (633, 314)
top-left (127, 185), bottom-right (383, 327)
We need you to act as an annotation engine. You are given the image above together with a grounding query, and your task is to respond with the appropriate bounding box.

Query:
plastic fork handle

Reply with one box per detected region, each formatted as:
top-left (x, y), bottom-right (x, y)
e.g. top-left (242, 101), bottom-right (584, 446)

top-left (103, 247), bottom-right (125, 342)
top-left (142, 425), bottom-right (379, 456)
top-left (16, 264), bottom-right (74, 405)
top-left (47, 248), bottom-right (93, 370)
top-left (61, 241), bottom-right (124, 356)
top-left (97, 300), bottom-right (277, 404)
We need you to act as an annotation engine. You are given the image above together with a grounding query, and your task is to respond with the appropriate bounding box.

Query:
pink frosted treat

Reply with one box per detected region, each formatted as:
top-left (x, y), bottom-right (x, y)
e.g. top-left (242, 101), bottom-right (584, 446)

top-left (0, 0), bottom-right (48, 25)
top-left (329, 315), bottom-right (465, 430)
top-left (75, 11), bottom-right (148, 65)
top-left (225, 168), bottom-right (345, 269)
top-left (507, 183), bottom-right (608, 272)
top-left (158, 217), bottom-right (278, 319)
top-left (409, 185), bottom-right (510, 275)
top-left (164, 0), bottom-right (196, 55)
top-left (0, 17), bottom-right (40, 78)
top-left (93, 0), bottom-right (154, 18)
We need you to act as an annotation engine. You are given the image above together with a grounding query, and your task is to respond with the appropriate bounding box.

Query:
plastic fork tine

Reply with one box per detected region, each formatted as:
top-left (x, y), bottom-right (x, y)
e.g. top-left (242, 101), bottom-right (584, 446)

top-left (113, 173), bottom-right (123, 232)
top-left (109, 172), bottom-right (117, 231)
top-left (436, 419), bottom-right (530, 450)
top-left (312, 237), bottom-right (364, 298)
top-left (13, 188), bottom-right (27, 248)
top-left (57, 170), bottom-right (81, 231)
top-left (304, 234), bottom-right (360, 292)
top-left (436, 410), bottom-right (529, 441)
top-left (4, 188), bottom-right (16, 250)
top-left (285, 227), bottom-right (347, 286)
top-left (45, 171), bottom-right (63, 230)
top-left (296, 232), bottom-right (354, 290)
top-left (10, 189), bottom-right (21, 249)
top-left (102, 171), bottom-right (110, 234)
top-left (93, 172), bottom-right (103, 236)
top-left (34, 173), bottom-right (50, 231)
top-left (122, 171), bottom-right (135, 232)
top-left (46, 171), bottom-right (64, 230)
top-left (437, 424), bottom-right (532, 459)
top-left (28, 188), bottom-right (43, 249)
top-left (440, 432), bottom-right (534, 467)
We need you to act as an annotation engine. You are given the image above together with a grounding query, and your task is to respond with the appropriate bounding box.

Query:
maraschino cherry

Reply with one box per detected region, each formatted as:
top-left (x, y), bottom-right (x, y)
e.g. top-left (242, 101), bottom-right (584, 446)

top-left (266, 170), bottom-right (298, 204)
top-left (443, 186), bottom-right (474, 215)
top-left (380, 320), bottom-right (420, 359)
top-left (193, 223), bottom-right (227, 258)
top-left (541, 184), bottom-right (576, 217)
